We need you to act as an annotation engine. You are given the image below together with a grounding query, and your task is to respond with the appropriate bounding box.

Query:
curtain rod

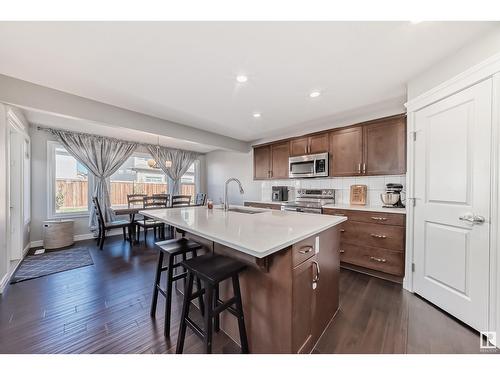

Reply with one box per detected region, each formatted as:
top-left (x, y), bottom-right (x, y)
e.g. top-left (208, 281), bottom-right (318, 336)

top-left (36, 124), bottom-right (202, 155)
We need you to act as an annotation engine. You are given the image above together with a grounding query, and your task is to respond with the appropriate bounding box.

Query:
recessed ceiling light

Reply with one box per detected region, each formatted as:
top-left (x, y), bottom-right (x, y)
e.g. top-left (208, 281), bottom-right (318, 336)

top-left (236, 75), bottom-right (248, 83)
top-left (253, 113), bottom-right (261, 118)
top-left (309, 90), bottom-right (321, 98)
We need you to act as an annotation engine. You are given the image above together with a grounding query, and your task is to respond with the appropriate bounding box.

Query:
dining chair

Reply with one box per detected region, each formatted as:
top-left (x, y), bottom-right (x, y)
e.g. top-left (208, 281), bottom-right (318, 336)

top-left (92, 196), bottom-right (132, 250)
top-left (194, 193), bottom-right (207, 206)
top-left (127, 193), bottom-right (147, 236)
top-left (152, 193), bottom-right (170, 206)
top-left (136, 195), bottom-right (169, 243)
top-left (171, 195), bottom-right (192, 207)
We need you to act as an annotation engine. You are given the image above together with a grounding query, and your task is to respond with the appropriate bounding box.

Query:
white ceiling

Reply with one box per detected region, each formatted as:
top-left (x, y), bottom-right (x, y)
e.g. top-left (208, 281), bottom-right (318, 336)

top-left (0, 22), bottom-right (497, 142)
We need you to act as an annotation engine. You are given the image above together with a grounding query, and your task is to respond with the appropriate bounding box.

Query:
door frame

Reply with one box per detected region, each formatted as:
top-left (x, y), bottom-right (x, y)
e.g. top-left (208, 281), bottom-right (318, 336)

top-left (405, 51), bottom-right (500, 345)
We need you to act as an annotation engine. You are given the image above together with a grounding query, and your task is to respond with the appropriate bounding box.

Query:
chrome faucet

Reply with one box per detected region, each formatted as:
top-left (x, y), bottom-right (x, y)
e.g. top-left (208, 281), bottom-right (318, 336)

top-left (224, 178), bottom-right (245, 211)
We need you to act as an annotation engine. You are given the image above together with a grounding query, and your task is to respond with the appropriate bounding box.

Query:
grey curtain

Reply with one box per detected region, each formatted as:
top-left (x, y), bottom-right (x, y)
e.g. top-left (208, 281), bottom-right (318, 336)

top-left (50, 129), bottom-right (137, 229)
top-left (146, 145), bottom-right (198, 195)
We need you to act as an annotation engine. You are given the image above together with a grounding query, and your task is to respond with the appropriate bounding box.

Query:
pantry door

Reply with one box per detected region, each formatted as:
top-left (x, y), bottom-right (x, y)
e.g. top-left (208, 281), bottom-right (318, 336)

top-left (413, 79), bottom-right (492, 332)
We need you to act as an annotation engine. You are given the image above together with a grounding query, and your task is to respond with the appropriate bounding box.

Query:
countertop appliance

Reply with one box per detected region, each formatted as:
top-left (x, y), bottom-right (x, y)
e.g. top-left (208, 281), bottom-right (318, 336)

top-left (282, 189), bottom-right (334, 214)
top-left (272, 186), bottom-right (289, 202)
top-left (289, 152), bottom-right (329, 178)
top-left (380, 183), bottom-right (405, 208)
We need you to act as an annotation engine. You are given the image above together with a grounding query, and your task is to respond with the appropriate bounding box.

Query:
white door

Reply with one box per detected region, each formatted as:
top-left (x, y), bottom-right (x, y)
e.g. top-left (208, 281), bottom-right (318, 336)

top-left (413, 78), bottom-right (492, 332)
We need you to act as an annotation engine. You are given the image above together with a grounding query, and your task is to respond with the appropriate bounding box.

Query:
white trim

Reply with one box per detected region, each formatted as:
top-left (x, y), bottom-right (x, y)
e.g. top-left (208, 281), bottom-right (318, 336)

top-left (0, 243), bottom-right (30, 294)
top-left (406, 51), bottom-right (500, 112)
top-left (30, 228), bottom-right (123, 248)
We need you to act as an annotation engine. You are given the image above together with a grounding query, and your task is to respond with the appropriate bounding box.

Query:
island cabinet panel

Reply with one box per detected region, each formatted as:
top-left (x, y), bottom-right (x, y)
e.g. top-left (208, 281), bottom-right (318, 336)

top-left (329, 126), bottom-right (364, 176)
top-left (254, 145), bottom-right (271, 179)
top-left (292, 254), bottom-right (317, 353)
top-left (323, 208), bottom-right (405, 281)
top-left (364, 116), bottom-right (406, 175)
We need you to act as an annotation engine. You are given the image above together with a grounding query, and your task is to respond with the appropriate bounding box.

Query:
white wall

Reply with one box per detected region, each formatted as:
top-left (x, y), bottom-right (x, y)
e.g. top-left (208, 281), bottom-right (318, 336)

top-left (407, 26), bottom-right (500, 100)
top-left (206, 150), bottom-right (262, 205)
top-left (0, 103), bottom-right (8, 289)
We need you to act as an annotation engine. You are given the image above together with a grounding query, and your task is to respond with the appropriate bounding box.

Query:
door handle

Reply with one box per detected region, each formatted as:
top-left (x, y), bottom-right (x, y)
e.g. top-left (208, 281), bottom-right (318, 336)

top-left (298, 246), bottom-right (313, 254)
top-left (357, 163), bottom-right (361, 174)
top-left (459, 213), bottom-right (486, 225)
top-left (370, 256), bottom-right (386, 263)
top-left (312, 261), bottom-right (320, 282)
top-left (362, 163), bottom-right (366, 174)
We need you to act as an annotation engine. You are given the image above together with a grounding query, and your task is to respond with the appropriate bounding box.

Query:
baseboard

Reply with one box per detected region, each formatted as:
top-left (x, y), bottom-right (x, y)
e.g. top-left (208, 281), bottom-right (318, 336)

top-left (30, 228), bottom-right (123, 248)
top-left (23, 243), bottom-right (30, 257)
top-left (0, 259), bottom-right (22, 295)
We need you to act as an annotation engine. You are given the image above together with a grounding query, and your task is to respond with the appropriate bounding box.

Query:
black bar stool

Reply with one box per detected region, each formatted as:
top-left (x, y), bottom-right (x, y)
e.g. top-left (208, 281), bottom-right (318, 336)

top-left (150, 237), bottom-right (205, 336)
top-left (176, 254), bottom-right (249, 354)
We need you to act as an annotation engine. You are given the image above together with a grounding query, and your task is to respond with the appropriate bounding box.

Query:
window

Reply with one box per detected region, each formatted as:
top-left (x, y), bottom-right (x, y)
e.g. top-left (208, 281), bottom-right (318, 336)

top-left (109, 153), bottom-right (169, 208)
top-left (48, 142), bottom-right (90, 217)
top-left (180, 161), bottom-right (197, 201)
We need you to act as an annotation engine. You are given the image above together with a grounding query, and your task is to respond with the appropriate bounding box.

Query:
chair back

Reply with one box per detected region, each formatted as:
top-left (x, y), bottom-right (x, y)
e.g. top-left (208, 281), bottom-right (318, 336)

top-left (152, 193), bottom-right (170, 206)
top-left (194, 193), bottom-right (207, 206)
top-left (92, 196), bottom-right (105, 225)
top-left (127, 194), bottom-right (147, 208)
top-left (171, 195), bottom-right (192, 207)
top-left (143, 195), bottom-right (169, 208)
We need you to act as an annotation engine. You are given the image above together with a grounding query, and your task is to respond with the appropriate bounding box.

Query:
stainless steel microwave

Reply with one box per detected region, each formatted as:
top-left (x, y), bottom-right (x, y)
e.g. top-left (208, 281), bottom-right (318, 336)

top-left (289, 152), bottom-right (329, 178)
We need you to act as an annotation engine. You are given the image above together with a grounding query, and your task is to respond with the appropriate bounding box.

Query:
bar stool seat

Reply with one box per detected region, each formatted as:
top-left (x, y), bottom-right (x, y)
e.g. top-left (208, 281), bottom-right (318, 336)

top-left (150, 237), bottom-right (205, 337)
top-left (176, 254), bottom-right (249, 354)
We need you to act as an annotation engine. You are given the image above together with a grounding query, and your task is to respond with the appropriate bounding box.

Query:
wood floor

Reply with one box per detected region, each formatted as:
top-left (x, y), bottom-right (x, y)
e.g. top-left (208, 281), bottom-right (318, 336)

top-left (0, 235), bottom-right (495, 354)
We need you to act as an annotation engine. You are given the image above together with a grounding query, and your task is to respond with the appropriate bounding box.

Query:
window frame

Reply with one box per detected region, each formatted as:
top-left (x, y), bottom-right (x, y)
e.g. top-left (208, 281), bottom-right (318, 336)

top-left (47, 140), bottom-right (92, 219)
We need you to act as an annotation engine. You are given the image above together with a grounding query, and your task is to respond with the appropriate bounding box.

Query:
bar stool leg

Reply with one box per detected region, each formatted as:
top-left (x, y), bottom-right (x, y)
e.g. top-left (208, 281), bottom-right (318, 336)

top-left (192, 249), bottom-right (205, 316)
top-left (203, 282), bottom-right (214, 354)
top-left (232, 275), bottom-right (249, 354)
top-left (176, 272), bottom-right (194, 354)
top-left (164, 253), bottom-right (175, 336)
top-left (150, 251), bottom-right (164, 317)
top-left (214, 284), bottom-right (220, 332)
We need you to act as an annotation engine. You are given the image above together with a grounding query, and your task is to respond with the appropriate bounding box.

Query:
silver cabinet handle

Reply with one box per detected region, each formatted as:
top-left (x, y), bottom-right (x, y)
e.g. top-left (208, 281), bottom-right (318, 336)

top-left (339, 249), bottom-right (345, 253)
top-left (370, 256), bottom-right (386, 263)
top-left (362, 163), bottom-right (366, 174)
top-left (357, 163), bottom-right (361, 173)
top-left (299, 246), bottom-right (313, 254)
top-left (370, 234), bottom-right (387, 239)
top-left (340, 229), bottom-right (345, 233)
top-left (312, 261), bottom-right (320, 282)
top-left (371, 216), bottom-right (387, 221)
top-left (459, 213), bottom-right (486, 225)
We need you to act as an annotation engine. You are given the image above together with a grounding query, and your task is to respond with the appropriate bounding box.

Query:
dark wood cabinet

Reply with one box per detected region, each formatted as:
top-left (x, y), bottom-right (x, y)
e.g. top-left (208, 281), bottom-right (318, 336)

top-left (329, 126), bottom-right (364, 176)
top-left (253, 145), bottom-right (271, 179)
top-left (364, 116), bottom-right (406, 175)
top-left (290, 133), bottom-right (329, 156)
top-left (292, 254), bottom-right (317, 353)
top-left (271, 141), bottom-right (290, 178)
top-left (253, 114), bottom-right (406, 179)
top-left (253, 142), bottom-right (289, 180)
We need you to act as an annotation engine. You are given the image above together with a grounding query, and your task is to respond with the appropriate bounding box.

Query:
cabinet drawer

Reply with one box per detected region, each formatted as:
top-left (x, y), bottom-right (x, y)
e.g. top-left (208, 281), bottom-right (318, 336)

top-left (341, 221), bottom-right (405, 251)
top-left (292, 236), bottom-right (316, 267)
top-left (339, 243), bottom-right (404, 276)
top-left (323, 208), bottom-right (405, 226)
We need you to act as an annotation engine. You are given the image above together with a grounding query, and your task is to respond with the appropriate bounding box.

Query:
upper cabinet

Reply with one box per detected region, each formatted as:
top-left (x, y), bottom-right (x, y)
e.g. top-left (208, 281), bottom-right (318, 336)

top-left (253, 114), bottom-right (406, 180)
top-left (329, 126), bottom-right (364, 176)
top-left (289, 133), bottom-right (329, 156)
top-left (363, 116), bottom-right (406, 175)
top-left (254, 141), bottom-right (290, 180)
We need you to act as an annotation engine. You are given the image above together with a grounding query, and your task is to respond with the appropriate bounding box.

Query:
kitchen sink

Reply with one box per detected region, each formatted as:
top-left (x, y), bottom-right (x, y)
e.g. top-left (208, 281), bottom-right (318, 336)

top-left (222, 208), bottom-right (265, 214)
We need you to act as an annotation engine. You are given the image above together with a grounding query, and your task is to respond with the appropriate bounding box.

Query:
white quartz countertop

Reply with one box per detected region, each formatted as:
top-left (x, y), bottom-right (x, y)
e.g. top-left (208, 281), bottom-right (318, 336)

top-left (140, 205), bottom-right (346, 258)
top-left (322, 203), bottom-right (406, 214)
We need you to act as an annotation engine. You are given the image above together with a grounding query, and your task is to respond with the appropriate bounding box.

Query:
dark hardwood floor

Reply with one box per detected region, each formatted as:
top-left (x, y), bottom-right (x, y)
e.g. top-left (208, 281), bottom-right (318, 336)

top-left (0, 235), bottom-right (494, 354)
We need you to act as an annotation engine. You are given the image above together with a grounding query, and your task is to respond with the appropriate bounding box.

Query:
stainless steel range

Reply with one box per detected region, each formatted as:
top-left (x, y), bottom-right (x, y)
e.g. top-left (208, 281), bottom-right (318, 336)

top-left (281, 189), bottom-right (335, 214)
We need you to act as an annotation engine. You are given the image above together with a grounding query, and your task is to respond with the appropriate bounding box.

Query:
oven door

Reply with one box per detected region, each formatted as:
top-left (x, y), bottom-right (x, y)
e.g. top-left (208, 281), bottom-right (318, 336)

top-left (289, 155), bottom-right (315, 178)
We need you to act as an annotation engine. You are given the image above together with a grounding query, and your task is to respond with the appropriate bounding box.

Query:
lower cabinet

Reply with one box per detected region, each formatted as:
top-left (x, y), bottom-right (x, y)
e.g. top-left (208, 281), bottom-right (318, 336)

top-left (324, 208), bottom-right (406, 282)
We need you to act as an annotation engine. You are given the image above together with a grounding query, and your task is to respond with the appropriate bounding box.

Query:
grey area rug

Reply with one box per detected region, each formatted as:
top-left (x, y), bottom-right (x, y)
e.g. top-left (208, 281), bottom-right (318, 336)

top-left (11, 247), bottom-right (94, 284)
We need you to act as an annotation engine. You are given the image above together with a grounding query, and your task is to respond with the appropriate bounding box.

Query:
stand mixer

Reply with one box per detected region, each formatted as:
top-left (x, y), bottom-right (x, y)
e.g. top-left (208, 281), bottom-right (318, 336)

top-left (380, 183), bottom-right (405, 208)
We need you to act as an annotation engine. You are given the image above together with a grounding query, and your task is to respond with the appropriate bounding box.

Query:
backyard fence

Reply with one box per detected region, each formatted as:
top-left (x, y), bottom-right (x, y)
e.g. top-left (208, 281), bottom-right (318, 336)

top-left (55, 179), bottom-right (196, 211)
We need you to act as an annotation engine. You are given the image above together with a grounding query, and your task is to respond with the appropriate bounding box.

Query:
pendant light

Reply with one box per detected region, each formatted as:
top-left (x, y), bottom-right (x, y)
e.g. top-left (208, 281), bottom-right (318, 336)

top-left (147, 136), bottom-right (172, 169)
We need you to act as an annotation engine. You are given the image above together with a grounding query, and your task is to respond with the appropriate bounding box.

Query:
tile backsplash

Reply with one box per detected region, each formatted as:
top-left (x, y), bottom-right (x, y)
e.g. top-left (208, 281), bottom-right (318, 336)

top-left (261, 175), bottom-right (406, 207)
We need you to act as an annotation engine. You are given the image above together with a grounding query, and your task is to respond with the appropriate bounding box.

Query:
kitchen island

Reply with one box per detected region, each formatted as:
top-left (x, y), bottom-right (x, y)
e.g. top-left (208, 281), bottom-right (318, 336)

top-left (141, 205), bottom-right (346, 353)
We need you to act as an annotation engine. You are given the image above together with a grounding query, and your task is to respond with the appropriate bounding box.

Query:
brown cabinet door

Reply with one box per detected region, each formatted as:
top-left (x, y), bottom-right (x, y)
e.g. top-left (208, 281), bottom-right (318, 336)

top-left (292, 255), bottom-right (317, 353)
top-left (364, 117), bottom-right (406, 175)
top-left (271, 141), bottom-right (289, 179)
top-left (329, 126), bottom-right (363, 176)
top-left (309, 133), bottom-right (329, 154)
top-left (253, 145), bottom-right (270, 179)
top-left (289, 137), bottom-right (309, 156)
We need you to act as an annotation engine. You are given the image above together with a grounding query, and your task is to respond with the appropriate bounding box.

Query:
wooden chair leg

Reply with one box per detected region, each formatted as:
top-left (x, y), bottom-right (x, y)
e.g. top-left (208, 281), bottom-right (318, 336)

top-left (203, 283), bottom-right (214, 354)
top-left (232, 275), bottom-right (249, 354)
top-left (164, 254), bottom-right (175, 336)
top-left (122, 227), bottom-right (126, 240)
top-left (144, 227), bottom-right (148, 244)
top-left (150, 251), bottom-right (164, 317)
top-left (99, 229), bottom-right (106, 250)
top-left (176, 272), bottom-right (194, 354)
